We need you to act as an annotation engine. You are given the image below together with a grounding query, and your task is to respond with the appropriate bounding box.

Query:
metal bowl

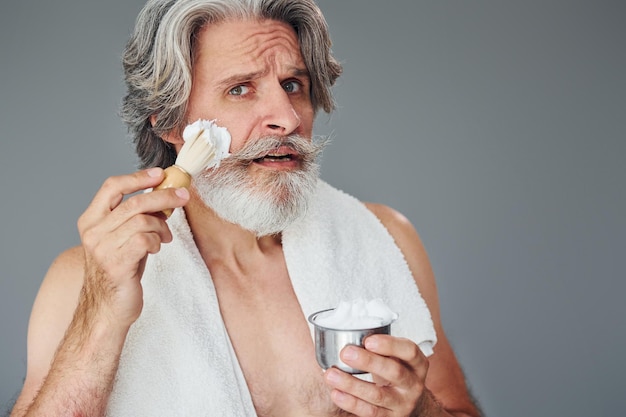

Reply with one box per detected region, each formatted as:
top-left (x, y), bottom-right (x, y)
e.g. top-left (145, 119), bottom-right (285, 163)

top-left (308, 308), bottom-right (394, 374)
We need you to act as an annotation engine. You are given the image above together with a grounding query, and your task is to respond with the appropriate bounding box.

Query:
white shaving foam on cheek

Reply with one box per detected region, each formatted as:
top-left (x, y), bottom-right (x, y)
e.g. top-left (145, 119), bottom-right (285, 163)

top-left (182, 119), bottom-right (232, 169)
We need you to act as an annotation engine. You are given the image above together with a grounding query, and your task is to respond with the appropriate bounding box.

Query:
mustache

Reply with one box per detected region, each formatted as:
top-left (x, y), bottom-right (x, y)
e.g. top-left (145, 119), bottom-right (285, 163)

top-left (226, 134), bottom-right (329, 165)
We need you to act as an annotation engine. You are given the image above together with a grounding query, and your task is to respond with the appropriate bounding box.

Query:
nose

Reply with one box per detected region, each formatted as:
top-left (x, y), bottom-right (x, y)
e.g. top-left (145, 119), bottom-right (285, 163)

top-left (260, 86), bottom-right (301, 136)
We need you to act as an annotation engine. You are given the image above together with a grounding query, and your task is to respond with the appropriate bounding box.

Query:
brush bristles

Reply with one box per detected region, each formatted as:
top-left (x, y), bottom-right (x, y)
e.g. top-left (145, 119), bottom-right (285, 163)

top-left (174, 134), bottom-right (217, 176)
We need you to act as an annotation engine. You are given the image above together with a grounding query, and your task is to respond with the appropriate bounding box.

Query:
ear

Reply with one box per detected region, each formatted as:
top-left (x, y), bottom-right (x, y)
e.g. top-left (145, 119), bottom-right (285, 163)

top-left (150, 114), bottom-right (183, 145)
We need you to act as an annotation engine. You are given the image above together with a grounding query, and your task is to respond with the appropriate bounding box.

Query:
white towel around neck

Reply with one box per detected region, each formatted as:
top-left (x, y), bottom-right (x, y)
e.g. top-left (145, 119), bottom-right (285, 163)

top-left (106, 180), bottom-right (436, 416)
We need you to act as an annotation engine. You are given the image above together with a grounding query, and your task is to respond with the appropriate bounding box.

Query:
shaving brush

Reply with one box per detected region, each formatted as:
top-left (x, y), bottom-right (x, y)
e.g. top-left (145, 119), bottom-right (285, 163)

top-left (153, 119), bottom-right (231, 217)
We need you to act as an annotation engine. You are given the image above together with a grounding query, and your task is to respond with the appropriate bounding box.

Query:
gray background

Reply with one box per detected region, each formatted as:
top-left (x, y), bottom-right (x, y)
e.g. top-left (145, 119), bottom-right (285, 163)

top-left (1, 1), bottom-right (624, 416)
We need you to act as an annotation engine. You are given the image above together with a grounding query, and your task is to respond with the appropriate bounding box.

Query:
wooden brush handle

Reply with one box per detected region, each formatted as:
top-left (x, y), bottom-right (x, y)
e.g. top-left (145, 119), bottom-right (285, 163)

top-left (153, 165), bottom-right (191, 218)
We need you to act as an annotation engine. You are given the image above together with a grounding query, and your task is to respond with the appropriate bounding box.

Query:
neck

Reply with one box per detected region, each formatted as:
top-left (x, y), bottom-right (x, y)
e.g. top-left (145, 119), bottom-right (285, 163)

top-left (183, 189), bottom-right (282, 268)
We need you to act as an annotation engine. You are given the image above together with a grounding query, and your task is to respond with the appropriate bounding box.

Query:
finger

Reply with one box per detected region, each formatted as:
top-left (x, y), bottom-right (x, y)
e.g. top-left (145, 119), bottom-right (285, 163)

top-left (118, 231), bottom-right (165, 268)
top-left (90, 213), bottom-right (173, 258)
top-left (90, 230), bottom-right (164, 280)
top-left (329, 389), bottom-right (384, 417)
top-left (79, 169), bottom-right (165, 234)
top-left (325, 368), bottom-right (398, 410)
top-left (110, 186), bottom-right (189, 227)
top-left (339, 345), bottom-right (415, 391)
top-left (80, 188), bottom-right (184, 258)
top-left (364, 335), bottom-right (428, 372)
top-left (83, 186), bottom-right (189, 242)
top-left (82, 168), bottom-right (165, 221)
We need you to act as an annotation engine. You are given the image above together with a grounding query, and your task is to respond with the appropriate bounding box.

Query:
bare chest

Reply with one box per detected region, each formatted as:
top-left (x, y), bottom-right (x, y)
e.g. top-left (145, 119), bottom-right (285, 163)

top-left (210, 262), bottom-right (344, 416)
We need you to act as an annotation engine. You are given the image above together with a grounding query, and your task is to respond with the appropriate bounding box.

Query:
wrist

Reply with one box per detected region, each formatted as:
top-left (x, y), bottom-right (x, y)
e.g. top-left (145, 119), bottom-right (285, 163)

top-left (24, 301), bottom-right (129, 417)
top-left (63, 290), bottom-right (131, 359)
top-left (412, 388), bottom-right (453, 417)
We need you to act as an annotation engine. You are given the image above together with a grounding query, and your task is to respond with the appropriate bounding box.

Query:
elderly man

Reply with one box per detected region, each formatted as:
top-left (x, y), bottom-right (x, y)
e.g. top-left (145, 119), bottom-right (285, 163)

top-left (11, 1), bottom-right (482, 416)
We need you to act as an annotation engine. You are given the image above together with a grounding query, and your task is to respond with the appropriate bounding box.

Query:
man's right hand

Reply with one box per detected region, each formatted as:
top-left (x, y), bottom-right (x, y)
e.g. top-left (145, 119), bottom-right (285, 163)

top-left (10, 168), bottom-right (190, 417)
top-left (77, 167), bottom-right (190, 328)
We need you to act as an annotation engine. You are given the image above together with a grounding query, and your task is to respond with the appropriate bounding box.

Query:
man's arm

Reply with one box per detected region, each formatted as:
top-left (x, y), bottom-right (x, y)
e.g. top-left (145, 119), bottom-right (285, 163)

top-left (368, 203), bottom-right (481, 416)
top-left (323, 202), bottom-right (482, 417)
top-left (10, 247), bottom-right (128, 416)
top-left (11, 247), bottom-right (84, 416)
top-left (10, 169), bottom-right (190, 417)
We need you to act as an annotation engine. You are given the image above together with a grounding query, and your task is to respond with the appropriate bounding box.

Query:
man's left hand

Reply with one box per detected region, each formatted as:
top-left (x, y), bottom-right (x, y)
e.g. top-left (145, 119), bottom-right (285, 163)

top-left (323, 334), bottom-right (430, 417)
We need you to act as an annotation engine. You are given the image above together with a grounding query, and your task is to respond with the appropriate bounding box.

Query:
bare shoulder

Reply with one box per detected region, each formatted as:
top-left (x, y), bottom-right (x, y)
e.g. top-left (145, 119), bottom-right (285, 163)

top-left (363, 202), bottom-right (440, 315)
top-left (364, 203), bottom-right (422, 244)
top-left (32, 246), bottom-right (85, 321)
top-left (364, 203), bottom-right (482, 416)
top-left (13, 246), bottom-right (85, 411)
top-left (364, 202), bottom-right (413, 232)
top-left (363, 202), bottom-right (429, 260)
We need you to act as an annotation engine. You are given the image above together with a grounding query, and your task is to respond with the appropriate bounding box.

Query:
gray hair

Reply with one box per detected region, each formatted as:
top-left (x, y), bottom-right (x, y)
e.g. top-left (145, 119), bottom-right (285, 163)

top-left (121, 0), bottom-right (343, 169)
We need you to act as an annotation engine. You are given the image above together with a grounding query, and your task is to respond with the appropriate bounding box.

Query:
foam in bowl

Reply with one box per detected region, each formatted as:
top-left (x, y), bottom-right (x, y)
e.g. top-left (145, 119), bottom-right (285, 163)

top-left (312, 298), bottom-right (398, 330)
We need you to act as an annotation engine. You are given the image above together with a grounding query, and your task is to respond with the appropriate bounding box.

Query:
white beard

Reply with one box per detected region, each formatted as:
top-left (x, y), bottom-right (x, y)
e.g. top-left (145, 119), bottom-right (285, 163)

top-left (192, 135), bottom-right (327, 237)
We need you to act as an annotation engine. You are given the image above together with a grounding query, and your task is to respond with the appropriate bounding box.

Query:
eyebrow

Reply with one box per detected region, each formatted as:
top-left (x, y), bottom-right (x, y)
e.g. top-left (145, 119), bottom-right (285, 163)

top-left (215, 70), bottom-right (266, 92)
top-left (292, 67), bottom-right (310, 79)
top-left (214, 66), bottom-right (310, 91)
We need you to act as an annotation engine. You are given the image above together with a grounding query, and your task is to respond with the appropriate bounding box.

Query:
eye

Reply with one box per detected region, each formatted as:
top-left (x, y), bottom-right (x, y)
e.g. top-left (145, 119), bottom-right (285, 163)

top-left (228, 85), bottom-right (250, 96)
top-left (282, 80), bottom-right (302, 93)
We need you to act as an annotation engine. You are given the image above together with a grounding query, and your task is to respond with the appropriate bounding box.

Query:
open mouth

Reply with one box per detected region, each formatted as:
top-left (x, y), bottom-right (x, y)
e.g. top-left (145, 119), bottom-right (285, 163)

top-left (253, 146), bottom-right (300, 163)
top-left (254, 153), bottom-right (295, 162)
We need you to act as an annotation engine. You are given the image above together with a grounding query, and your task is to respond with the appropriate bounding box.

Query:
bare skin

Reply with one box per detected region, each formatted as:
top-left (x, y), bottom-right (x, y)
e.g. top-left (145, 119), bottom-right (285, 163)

top-left (11, 18), bottom-right (481, 417)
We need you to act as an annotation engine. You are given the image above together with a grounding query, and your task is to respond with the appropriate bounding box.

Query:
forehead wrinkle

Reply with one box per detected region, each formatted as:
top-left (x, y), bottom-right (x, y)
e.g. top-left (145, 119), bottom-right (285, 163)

top-left (195, 19), bottom-right (307, 93)
top-left (236, 21), bottom-right (302, 67)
